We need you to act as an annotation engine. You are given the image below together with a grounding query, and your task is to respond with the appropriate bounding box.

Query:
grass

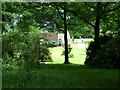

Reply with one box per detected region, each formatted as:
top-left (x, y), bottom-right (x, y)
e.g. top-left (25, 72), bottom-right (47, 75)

top-left (47, 38), bottom-right (93, 65)
top-left (48, 46), bottom-right (86, 65)
top-left (2, 38), bottom-right (119, 88)
top-left (83, 38), bottom-right (94, 45)
top-left (3, 64), bottom-right (119, 88)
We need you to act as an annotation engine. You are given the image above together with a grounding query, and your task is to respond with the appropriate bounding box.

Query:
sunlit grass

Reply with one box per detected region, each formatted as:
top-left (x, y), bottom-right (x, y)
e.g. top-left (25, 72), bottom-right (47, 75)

top-left (47, 38), bottom-right (92, 65)
top-left (47, 46), bottom-right (86, 65)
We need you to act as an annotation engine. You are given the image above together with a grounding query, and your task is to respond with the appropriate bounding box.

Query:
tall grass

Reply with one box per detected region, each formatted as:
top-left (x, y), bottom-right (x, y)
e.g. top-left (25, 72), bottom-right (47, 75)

top-left (3, 64), bottom-right (119, 88)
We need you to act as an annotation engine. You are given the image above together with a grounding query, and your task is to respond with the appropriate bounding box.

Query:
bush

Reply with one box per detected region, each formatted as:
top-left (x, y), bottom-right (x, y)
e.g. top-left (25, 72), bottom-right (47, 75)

top-left (84, 35), bottom-right (120, 69)
top-left (2, 29), bottom-right (52, 71)
top-left (2, 53), bottom-right (18, 71)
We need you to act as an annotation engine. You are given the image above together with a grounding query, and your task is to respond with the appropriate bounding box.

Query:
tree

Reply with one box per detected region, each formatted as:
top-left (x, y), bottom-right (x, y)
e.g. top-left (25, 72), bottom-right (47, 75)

top-left (2, 2), bottom-right (52, 71)
top-left (51, 3), bottom-right (69, 64)
top-left (63, 3), bottom-right (69, 64)
top-left (65, 2), bottom-right (120, 48)
top-left (83, 2), bottom-right (120, 68)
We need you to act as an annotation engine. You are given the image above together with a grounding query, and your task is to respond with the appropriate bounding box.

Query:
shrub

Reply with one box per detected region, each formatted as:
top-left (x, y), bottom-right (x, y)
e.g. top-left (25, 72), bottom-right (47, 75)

top-left (2, 53), bottom-right (18, 71)
top-left (2, 29), bottom-right (52, 71)
top-left (84, 35), bottom-right (120, 69)
top-left (85, 35), bottom-right (112, 66)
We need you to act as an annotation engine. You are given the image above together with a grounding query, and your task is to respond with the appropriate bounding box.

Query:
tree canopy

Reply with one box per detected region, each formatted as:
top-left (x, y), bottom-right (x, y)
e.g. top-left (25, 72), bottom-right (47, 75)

top-left (1, 2), bottom-right (120, 66)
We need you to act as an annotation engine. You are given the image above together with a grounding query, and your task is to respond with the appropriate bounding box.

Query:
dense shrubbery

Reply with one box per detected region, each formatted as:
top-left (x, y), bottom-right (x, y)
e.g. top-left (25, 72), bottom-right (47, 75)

top-left (85, 35), bottom-right (120, 69)
top-left (2, 29), bottom-right (52, 71)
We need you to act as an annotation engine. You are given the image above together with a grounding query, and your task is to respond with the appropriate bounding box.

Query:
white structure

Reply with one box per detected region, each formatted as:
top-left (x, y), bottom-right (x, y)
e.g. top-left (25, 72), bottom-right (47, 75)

top-left (58, 31), bottom-right (72, 46)
top-left (42, 31), bottom-right (72, 46)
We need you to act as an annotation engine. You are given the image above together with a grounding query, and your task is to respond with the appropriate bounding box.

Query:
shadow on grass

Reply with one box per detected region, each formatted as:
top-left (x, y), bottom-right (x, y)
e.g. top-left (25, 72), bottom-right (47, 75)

top-left (2, 63), bottom-right (119, 88)
top-left (45, 63), bottom-right (88, 70)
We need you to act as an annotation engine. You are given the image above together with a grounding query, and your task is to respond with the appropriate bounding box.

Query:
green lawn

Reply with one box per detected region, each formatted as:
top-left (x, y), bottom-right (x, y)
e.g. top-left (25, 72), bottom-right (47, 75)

top-left (2, 38), bottom-right (119, 88)
top-left (47, 46), bottom-right (86, 65)
top-left (47, 38), bottom-right (93, 65)
top-left (3, 64), bottom-right (119, 88)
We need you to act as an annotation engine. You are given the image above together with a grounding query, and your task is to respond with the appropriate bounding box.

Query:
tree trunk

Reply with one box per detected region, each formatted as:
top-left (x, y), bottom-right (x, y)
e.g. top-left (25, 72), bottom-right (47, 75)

top-left (63, 3), bottom-right (69, 64)
top-left (94, 14), bottom-right (100, 44)
top-left (94, 2), bottom-right (101, 49)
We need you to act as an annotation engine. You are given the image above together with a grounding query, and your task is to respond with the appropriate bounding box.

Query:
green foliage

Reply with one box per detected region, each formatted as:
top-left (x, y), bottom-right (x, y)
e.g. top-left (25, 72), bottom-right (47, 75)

top-left (61, 45), bottom-right (74, 58)
top-left (2, 53), bottom-right (20, 71)
top-left (85, 35), bottom-right (120, 69)
top-left (2, 2), bottom-right (120, 66)
top-left (2, 2), bottom-right (53, 70)
top-left (2, 28), bottom-right (52, 71)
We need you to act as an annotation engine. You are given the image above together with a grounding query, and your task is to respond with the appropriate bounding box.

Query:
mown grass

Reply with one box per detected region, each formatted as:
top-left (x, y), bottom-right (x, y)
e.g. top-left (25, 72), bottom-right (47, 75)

top-left (47, 38), bottom-right (92, 65)
top-left (3, 64), bottom-right (119, 88)
top-left (48, 46), bottom-right (86, 65)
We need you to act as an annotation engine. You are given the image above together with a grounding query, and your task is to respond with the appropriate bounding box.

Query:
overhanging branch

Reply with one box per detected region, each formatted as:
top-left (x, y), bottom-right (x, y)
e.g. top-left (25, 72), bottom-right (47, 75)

top-left (54, 4), bottom-right (64, 20)
top-left (53, 19), bottom-right (64, 33)
top-left (107, 5), bottom-right (120, 12)
top-left (84, 2), bottom-right (95, 9)
top-left (66, 9), bottom-right (95, 28)
top-left (103, 2), bottom-right (111, 8)
top-left (81, 17), bottom-right (95, 28)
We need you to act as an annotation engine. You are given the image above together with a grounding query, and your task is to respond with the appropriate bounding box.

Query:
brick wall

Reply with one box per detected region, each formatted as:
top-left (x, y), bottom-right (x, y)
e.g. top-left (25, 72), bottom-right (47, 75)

top-left (42, 33), bottom-right (58, 43)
